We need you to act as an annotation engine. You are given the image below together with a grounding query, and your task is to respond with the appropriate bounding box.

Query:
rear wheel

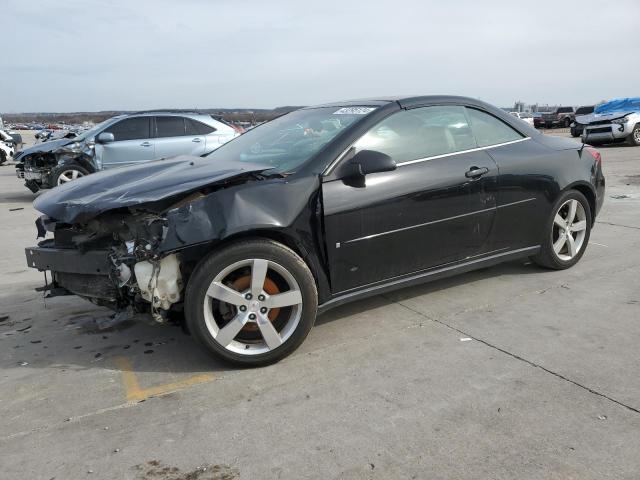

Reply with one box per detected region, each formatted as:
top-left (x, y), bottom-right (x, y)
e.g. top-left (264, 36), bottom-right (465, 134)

top-left (51, 163), bottom-right (89, 186)
top-left (185, 239), bottom-right (318, 366)
top-left (628, 124), bottom-right (640, 146)
top-left (532, 190), bottom-right (591, 270)
top-left (0, 150), bottom-right (6, 165)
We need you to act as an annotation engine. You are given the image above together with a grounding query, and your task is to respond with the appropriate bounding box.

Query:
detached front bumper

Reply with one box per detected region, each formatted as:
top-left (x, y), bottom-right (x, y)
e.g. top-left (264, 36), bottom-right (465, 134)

top-left (25, 246), bottom-right (119, 301)
top-left (25, 246), bottom-right (111, 274)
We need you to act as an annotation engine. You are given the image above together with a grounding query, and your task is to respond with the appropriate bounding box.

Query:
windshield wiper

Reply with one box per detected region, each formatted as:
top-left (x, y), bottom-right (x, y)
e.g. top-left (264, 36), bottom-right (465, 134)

top-left (250, 171), bottom-right (289, 180)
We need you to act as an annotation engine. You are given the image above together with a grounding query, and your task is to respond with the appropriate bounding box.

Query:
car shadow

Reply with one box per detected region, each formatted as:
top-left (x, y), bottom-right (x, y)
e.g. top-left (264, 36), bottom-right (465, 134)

top-left (1, 291), bottom-right (229, 375)
top-left (2, 259), bottom-right (541, 376)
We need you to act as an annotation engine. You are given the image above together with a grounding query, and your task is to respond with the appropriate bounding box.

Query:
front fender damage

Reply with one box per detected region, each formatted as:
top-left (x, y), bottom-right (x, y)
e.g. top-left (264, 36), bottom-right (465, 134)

top-left (32, 171), bottom-right (324, 324)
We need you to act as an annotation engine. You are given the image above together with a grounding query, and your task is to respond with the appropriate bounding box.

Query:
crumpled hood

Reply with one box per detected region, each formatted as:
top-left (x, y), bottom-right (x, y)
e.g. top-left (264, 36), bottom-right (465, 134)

top-left (14, 138), bottom-right (74, 161)
top-left (34, 155), bottom-right (272, 223)
top-left (576, 112), bottom-right (637, 125)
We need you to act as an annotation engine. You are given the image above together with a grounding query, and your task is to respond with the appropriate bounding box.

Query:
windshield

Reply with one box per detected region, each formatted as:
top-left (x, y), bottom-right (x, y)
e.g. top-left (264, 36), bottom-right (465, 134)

top-left (205, 106), bottom-right (377, 173)
top-left (74, 118), bottom-right (118, 142)
top-left (576, 106), bottom-right (594, 115)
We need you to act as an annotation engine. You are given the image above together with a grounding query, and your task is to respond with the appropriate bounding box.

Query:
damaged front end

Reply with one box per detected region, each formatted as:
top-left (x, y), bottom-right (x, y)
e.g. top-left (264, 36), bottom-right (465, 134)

top-left (18, 140), bottom-right (96, 192)
top-left (24, 156), bottom-right (298, 324)
top-left (28, 209), bottom-right (181, 322)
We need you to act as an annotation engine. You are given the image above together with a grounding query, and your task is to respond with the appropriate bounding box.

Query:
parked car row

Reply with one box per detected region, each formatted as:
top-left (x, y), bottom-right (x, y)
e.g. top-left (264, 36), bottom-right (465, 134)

top-left (509, 111), bottom-right (534, 126)
top-left (15, 110), bottom-right (240, 191)
top-left (574, 98), bottom-right (640, 147)
top-left (522, 97), bottom-right (640, 147)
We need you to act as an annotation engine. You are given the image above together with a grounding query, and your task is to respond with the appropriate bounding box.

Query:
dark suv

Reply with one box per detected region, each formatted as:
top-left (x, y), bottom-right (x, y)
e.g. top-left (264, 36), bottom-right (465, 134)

top-left (539, 107), bottom-right (575, 128)
top-left (570, 105), bottom-right (595, 137)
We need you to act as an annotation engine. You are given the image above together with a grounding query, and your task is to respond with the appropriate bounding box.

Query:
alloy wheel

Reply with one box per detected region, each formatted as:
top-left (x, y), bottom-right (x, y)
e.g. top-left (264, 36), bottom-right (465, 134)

top-left (57, 169), bottom-right (84, 185)
top-left (634, 128), bottom-right (640, 144)
top-left (203, 259), bottom-right (303, 355)
top-left (551, 199), bottom-right (587, 261)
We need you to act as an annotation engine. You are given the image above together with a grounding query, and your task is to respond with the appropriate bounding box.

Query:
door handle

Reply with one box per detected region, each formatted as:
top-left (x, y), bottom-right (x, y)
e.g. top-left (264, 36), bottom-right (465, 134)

top-left (465, 166), bottom-right (489, 178)
top-left (192, 138), bottom-right (202, 143)
top-left (140, 141), bottom-right (152, 147)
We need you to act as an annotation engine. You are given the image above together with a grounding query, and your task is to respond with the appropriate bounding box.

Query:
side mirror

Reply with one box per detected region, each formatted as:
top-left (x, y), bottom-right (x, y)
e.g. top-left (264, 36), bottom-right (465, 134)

top-left (96, 132), bottom-right (115, 144)
top-left (343, 150), bottom-right (396, 178)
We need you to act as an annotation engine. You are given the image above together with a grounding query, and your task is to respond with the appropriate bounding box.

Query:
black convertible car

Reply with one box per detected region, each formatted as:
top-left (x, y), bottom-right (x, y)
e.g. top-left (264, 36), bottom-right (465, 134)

top-left (26, 96), bottom-right (605, 366)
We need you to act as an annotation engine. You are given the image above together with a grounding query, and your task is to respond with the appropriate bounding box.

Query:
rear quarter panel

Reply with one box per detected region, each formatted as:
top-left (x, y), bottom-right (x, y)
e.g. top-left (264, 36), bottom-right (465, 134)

top-left (487, 136), bottom-right (596, 249)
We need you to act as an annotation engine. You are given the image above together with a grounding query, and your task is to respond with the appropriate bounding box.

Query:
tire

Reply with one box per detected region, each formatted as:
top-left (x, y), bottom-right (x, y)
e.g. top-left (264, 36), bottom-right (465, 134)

top-left (532, 190), bottom-right (592, 270)
top-left (627, 124), bottom-right (640, 146)
top-left (563, 117), bottom-right (571, 128)
top-left (51, 163), bottom-right (89, 186)
top-left (0, 150), bottom-right (6, 165)
top-left (185, 239), bottom-right (318, 366)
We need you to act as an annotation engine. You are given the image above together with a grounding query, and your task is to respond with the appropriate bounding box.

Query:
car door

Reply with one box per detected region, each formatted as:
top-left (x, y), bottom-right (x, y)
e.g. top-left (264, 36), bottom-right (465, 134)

top-left (184, 117), bottom-right (212, 155)
top-left (153, 116), bottom-right (203, 158)
top-left (322, 105), bottom-right (498, 293)
top-left (96, 116), bottom-right (154, 169)
top-left (464, 107), bottom-right (546, 251)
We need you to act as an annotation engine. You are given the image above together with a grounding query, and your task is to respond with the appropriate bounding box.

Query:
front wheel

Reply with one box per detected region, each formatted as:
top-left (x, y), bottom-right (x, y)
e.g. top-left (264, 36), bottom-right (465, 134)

top-left (51, 163), bottom-right (89, 186)
top-left (185, 239), bottom-right (318, 366)
top-left (532, 190), bottom-right (592, 270)
top-left (627, 124), bottom-right (640, 146)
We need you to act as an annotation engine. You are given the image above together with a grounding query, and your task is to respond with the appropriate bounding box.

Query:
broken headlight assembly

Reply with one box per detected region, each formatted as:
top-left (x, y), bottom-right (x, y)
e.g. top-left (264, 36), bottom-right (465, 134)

top-left (611, 115), bottom-right (630, 125)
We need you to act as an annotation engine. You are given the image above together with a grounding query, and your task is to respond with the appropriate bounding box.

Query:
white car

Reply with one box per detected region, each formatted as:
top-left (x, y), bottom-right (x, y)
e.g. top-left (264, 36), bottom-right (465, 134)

top-left (509, 111), bottom-right (535, 126)
top-left (0, 140), bottom-right (14, 164)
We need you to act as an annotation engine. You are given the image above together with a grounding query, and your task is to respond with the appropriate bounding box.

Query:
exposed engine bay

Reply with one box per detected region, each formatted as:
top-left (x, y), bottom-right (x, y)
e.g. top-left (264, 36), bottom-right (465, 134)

top-left (35, 207), bottom-right (185, 322)
top-left (17, 140), bottom-right (96, 192)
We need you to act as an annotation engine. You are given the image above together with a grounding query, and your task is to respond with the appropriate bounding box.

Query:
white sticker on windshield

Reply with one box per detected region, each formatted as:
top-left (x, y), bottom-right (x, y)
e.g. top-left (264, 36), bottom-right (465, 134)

top-left (333, 107), bottom-right (376, 115)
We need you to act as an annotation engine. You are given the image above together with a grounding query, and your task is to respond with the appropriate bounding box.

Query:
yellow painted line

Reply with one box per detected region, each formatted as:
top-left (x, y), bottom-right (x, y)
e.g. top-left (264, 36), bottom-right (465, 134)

top-left (114, 356), bottom-right (215, 403)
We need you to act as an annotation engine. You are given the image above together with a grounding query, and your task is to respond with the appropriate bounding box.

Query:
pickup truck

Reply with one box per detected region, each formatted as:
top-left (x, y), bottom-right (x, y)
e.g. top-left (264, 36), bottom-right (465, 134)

top-left (537, 107), bottom-right (575, 128)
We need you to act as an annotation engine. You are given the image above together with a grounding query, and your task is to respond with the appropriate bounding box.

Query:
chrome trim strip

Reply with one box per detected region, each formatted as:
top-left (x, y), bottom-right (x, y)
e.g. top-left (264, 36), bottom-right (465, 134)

top-left (397, 137), bottom-right (531, 167)
top-left (497, 197), bottom-right (536, 208)
top-left (323, 137), bottom-right (531, 176)
top-left (342, 198), bottom-right (536, 245)
top-left (343, 206), bottom-right (495, 245)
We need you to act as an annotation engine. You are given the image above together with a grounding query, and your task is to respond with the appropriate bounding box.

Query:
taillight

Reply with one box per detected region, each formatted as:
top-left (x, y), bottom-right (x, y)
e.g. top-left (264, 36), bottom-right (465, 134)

top-left (586, 147), bottom-right (602, 165)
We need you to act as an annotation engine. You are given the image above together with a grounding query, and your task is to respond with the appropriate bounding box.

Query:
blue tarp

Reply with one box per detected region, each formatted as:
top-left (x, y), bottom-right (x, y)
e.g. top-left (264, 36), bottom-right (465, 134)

top-left (594, 97), bottom-right (640, 115)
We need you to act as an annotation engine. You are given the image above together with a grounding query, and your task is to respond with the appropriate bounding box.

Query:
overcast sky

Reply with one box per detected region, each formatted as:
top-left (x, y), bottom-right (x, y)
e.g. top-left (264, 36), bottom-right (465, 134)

top-left (3, 0), bottom-right (639, 112)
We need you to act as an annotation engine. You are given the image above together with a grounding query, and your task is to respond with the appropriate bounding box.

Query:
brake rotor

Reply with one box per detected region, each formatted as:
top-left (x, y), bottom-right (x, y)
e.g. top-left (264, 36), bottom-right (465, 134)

top-left (232, 275), bottom-right (281, 331)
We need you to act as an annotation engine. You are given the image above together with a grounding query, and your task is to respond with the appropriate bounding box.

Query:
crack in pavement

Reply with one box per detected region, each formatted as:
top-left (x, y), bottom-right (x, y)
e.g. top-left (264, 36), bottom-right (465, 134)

top-left (389, 298), bottom-right (640, 415)
top-left (596, 221), bottom-right (640, 231)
